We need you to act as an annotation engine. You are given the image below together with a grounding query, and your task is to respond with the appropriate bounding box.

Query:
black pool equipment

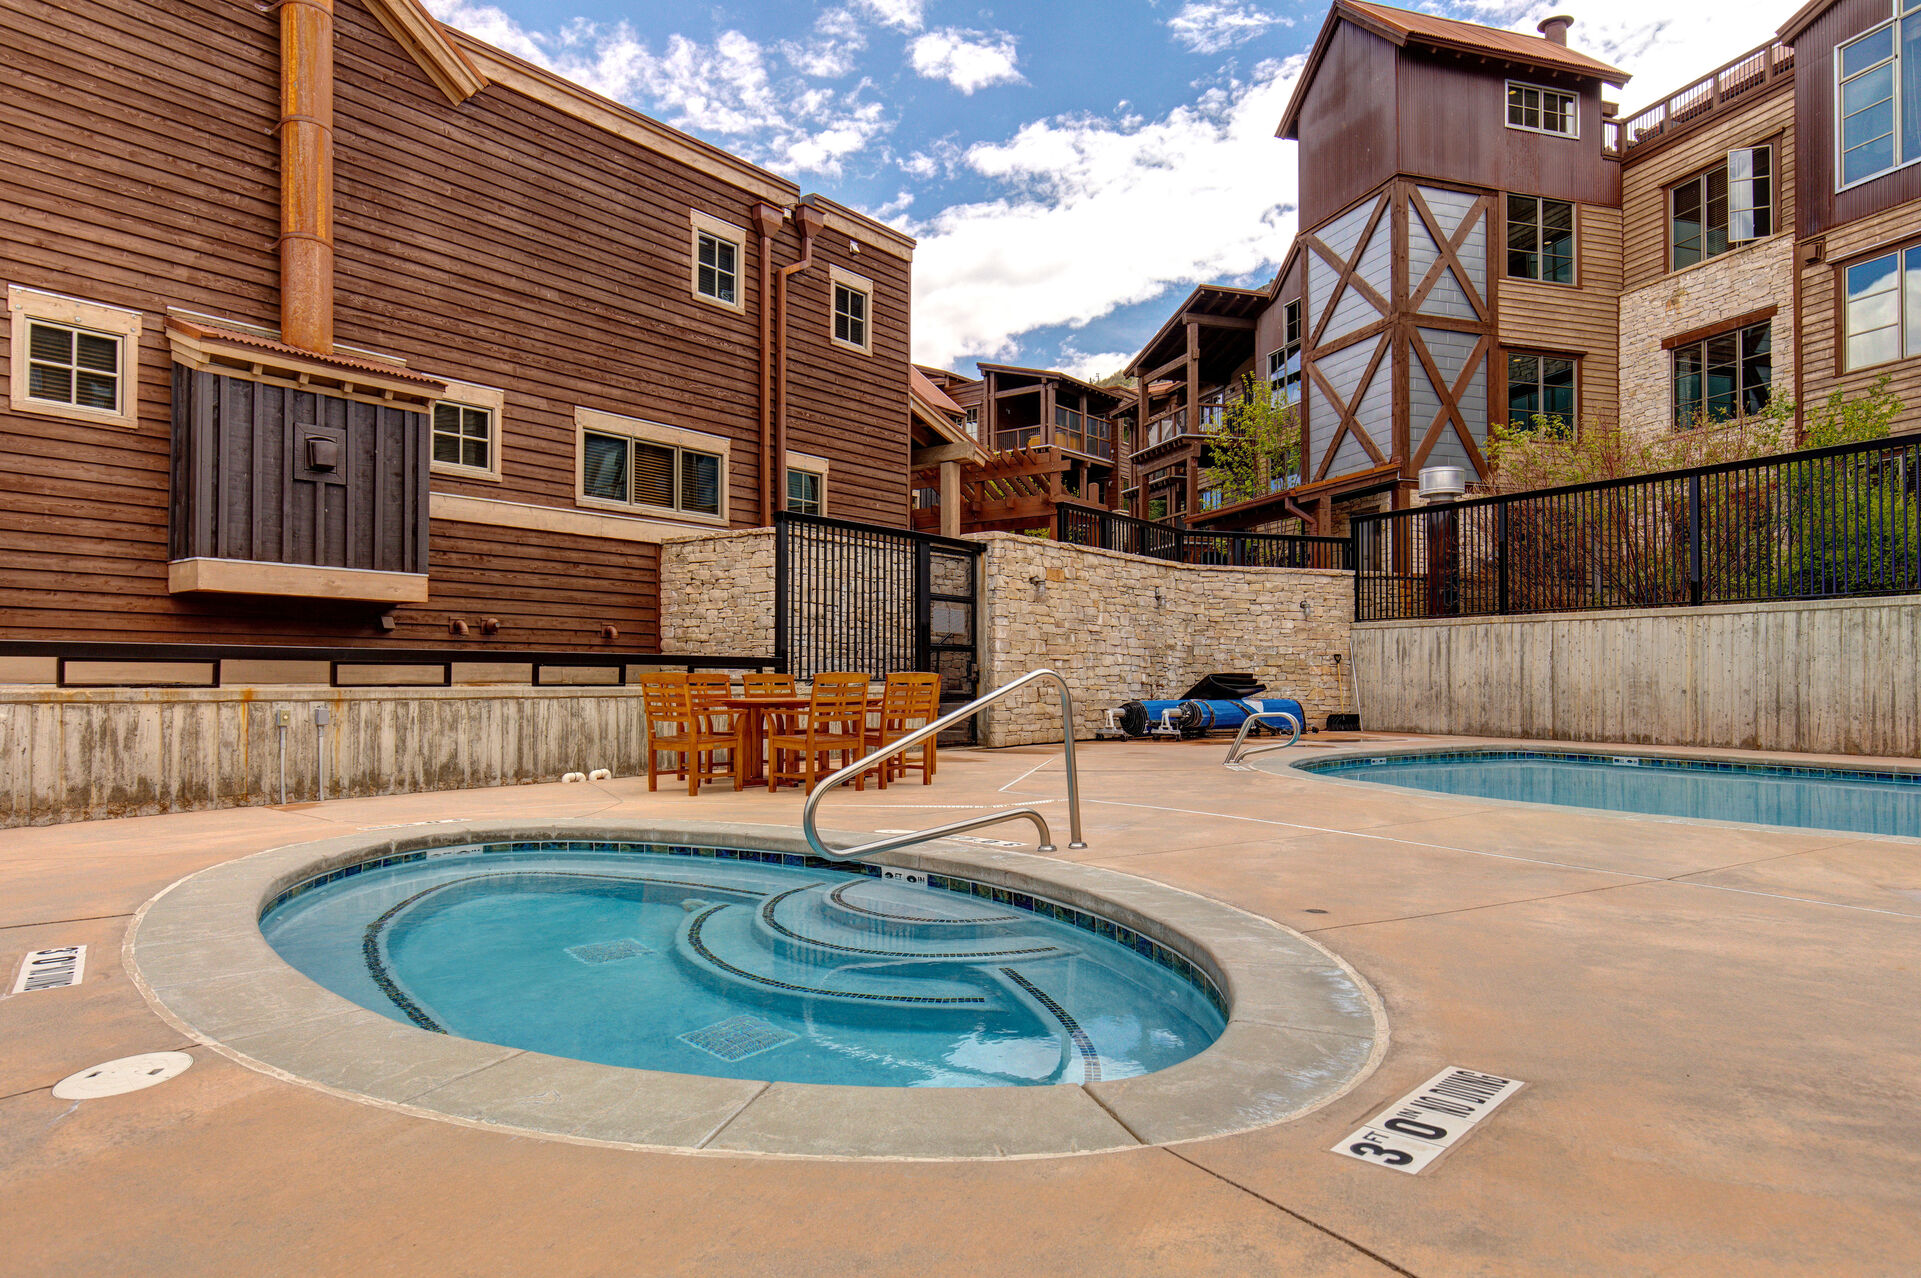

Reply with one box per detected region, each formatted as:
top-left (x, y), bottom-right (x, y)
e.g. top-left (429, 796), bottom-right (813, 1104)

top-left (1115, 674), bottom-right (1305, 740)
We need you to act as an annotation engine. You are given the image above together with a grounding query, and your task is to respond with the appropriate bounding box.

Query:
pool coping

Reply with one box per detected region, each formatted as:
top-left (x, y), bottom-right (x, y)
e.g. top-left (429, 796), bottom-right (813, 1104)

top-left (1276, 742), bottom-right (1921, 844)
top-left (125, 818), bottom-right (1388, 1162)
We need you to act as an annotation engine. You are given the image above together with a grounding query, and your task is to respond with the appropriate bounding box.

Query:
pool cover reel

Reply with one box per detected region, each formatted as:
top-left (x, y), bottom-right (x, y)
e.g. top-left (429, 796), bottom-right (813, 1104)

top-left (1116, 697), bottom-right (1305, 739)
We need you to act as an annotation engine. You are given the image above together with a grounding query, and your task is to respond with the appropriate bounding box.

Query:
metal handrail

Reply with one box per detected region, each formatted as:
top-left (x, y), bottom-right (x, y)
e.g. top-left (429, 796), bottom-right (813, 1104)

top-left (1222, 711), bottom-right (1302, 769)
top-left (801, 669), bottom-right (1087, 861)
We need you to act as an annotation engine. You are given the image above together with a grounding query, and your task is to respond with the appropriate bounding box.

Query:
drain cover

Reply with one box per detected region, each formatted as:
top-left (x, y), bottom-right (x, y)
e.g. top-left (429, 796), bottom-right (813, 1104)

top-left (566, 938), bottom-right (653, 965)
top-left (678, 1015), bottom-right (798, 1062)
top-left (52, 1052), bottom-right (194, 1100)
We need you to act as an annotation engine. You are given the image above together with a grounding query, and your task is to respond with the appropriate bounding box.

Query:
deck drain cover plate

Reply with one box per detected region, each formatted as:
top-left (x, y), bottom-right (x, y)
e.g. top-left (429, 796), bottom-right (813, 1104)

top-left (53, 1051), bottom-right (194, 1100)
top-left (566, 938), bottom-right (653, 965)
top-left (678, 1015), bottom-right (798, 1062)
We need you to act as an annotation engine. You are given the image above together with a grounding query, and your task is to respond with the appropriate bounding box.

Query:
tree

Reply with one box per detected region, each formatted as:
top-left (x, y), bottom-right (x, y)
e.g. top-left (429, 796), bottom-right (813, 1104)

top-left (1203, 373), bottom-right (1302, 506)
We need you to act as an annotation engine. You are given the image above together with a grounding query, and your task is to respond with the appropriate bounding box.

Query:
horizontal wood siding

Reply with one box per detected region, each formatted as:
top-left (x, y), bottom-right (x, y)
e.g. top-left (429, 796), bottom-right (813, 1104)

top-left (1620, 87), bottom-right (1796, 289)
top-left (1497, 203), bottom-right (1623, 427)
top-left (1799, 202), bottom-right (1921, 437)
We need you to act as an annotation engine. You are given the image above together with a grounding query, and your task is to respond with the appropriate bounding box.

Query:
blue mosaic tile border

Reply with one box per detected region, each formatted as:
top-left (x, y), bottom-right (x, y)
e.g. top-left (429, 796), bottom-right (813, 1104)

top-left (686, 903), bottom-right (987, 1005)
top-left (999, 966), bottom-right (1103, 1083)
top-left (1300, 748), bottom-right (1921, 789)
top-left (260, 838), bottom-right (1229, 1019)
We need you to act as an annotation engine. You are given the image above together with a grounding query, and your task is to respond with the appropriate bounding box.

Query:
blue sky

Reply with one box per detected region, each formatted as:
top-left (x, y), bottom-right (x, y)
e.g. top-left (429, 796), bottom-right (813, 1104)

top-left (425, 0), bottom-right (1788, 379)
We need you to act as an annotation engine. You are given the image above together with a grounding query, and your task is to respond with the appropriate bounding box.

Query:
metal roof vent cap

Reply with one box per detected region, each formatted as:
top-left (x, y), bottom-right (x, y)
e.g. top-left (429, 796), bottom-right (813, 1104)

top-left (1537, 14), bottom-right (1574, 45)
top-left (1418, 466), bottom-right (1468, 504)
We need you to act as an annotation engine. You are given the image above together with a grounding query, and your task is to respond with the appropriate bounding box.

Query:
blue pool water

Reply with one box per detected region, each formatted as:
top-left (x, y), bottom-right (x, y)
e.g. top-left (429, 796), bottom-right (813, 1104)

top-left (1300, 750), bottom-right (1921, 838)
top-left (261, 843), bottom-right (1225, 1088)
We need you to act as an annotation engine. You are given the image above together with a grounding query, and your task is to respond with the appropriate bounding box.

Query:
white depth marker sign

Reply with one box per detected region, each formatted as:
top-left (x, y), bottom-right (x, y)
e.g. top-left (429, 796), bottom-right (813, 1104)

top-left (1333, 1066), bottom-right (1525, 1174)
top-left (11, 945), bottom-right (87, 994)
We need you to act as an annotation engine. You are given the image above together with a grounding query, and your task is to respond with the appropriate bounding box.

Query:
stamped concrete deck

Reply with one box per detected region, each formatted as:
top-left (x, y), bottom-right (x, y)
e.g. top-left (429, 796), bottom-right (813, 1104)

top-left (4, 734), bottom-right (1919, 1276)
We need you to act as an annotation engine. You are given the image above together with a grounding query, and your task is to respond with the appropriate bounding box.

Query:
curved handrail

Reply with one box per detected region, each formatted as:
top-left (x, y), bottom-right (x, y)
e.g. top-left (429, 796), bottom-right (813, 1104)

top-left (801, 669), bottom-right (1086, 861)
top-left (1222, 710), bottom-right (1302, 769)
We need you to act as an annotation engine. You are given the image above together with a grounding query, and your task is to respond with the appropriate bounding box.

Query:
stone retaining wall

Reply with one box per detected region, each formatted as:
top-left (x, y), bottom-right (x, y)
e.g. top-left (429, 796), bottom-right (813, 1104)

top-left (660, 528), bottom-right (775, 657)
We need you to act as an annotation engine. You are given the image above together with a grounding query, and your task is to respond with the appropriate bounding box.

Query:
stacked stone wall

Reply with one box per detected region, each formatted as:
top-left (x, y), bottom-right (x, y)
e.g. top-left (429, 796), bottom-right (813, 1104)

top-left (660, 529), bottom-right (775, 657)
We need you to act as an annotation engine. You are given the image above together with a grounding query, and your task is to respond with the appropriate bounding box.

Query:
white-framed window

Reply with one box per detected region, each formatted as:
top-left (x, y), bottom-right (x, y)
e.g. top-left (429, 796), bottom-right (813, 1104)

top-left (1671, 147), bottom-right (1774, 269)
top-left (1506, 81), bottom-right (1578, 137)
top-left (1266, 299), bottom-right (1302, 406)
top-left (830, 265), bottom-right (872, 354)
top-left (784, 450), bottom-right (829, 515)
top-left (689, 211), bottom-right (746, 311)
top-left (575, 407), bottom-right (728, 523)
top-left (1835, 3), bottom-right (1921, 190)
top-left (8, 285), bottom-right (143, 429)
top-left (1842, 243), bottom-right (1921, 369)
top-left (429, 379), bottom-right (504, 481)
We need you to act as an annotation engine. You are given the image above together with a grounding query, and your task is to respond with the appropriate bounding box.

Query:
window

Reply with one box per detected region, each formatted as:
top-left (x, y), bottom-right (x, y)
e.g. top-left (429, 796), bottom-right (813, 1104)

top-left (1843, 243), bottom-right (1921, 368)
top-left (8, 285), bottom-right (142, 429)
top-left (575, 408), bottom-right (727, 521)
top-left (963, 406), bottom-right (979, 439)
top-left (785, 451), bottom-right (828, 515)
top-left (429, 380), bottom-right (504, 481)
top-left (830, 266), bottom-right (872, 353)
top-left (1835, 6), bottom-right (1921, 189)
top-left (1507, 195), bottom-right (1575, 283)
top-left (688, 212), bottom-right (746, 310)
top-left (1507, 81), bottom-right (1578, 137)
top-left (1670, 148), bottom-right (1772, 270)
top-left (1505, 352), bottom-right (1575, 433)
top-left (1267, 300), bottom-right (1302, 405)
top-left (1672, 322), bottom-right (1772, 427)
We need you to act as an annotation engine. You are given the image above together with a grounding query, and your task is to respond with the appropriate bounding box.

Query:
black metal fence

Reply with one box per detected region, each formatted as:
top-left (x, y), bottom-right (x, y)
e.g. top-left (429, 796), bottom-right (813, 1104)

top-left (1056, 502), bottom-right (1352, 569)
top-left (1354, 434), bottom-right (1921, 621)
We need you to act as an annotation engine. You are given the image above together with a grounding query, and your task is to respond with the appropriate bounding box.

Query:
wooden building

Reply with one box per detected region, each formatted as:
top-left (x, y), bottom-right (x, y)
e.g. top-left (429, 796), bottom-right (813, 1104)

top-left (1, 0), bottom-right (913, 658)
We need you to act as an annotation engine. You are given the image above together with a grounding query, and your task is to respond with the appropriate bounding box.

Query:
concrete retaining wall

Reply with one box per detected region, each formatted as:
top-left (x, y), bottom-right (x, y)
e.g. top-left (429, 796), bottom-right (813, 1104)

top-left (0, 685), bottom-right (652, 827)
top-left (1351, 595), bottom-right (1921, 755)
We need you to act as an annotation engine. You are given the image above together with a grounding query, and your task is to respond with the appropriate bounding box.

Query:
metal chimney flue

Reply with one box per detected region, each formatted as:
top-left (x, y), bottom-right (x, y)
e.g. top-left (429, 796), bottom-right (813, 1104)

top-left (1537, 14), bottom-right (1574, 45)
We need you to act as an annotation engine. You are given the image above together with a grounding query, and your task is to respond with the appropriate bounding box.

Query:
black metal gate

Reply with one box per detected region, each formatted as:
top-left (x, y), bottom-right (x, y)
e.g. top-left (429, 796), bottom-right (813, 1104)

top-left (774, 513), bottom-right (982, 740)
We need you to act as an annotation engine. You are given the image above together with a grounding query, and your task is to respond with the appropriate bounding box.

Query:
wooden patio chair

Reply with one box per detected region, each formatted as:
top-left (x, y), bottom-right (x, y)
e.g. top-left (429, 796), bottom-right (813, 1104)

top-left (639, 672), bottom-right (740, 796)
top-left (862, 672), bottom-right (942, 788)
top-left (742, 671), bottom-right (798, 735)
top-left (766, 672), bottom-right (870, 792)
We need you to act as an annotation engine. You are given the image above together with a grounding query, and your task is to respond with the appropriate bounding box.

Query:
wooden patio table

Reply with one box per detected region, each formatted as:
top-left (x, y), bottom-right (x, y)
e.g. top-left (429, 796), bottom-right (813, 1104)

top-left (716, 694), bottom-right (814, 788)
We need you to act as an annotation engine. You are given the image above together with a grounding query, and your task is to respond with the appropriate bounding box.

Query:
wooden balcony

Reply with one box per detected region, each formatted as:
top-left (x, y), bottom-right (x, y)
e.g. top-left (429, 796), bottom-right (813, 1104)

top-left (1605, 41), bottom-right (1793, 160)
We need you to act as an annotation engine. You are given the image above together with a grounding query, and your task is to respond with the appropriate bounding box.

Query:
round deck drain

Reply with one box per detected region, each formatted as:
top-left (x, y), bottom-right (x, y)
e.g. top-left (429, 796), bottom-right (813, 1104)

top-left (52, 1051), bottom-right (193, 1099)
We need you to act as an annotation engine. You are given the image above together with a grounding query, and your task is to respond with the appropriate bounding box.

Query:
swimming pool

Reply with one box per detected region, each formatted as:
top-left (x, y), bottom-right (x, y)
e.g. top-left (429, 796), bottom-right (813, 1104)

top-left (261, 840), bottom-right (1227, 1088)
top-left (1298, 749), bottom-right (1921, 838)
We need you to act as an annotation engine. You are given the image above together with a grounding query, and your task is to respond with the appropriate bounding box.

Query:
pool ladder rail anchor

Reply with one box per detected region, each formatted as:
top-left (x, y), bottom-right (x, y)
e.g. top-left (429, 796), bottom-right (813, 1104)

top-left (1221, 710), bottom-right (1303, 771)
top-left (801, 668), bottom-right (1087, 862)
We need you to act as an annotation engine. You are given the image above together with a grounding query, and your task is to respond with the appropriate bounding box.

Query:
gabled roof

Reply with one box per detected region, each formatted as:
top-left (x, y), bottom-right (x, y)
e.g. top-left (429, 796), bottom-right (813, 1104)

top-left (911, 366), bottom-right (965, 417)
top-left (975, 363), bottom-right (1129, 409)
top-left (366, 0), bottom-right (487, 105)
top-left (1126, 284), bottom-right (1271, 376)
top-left (1777, 0), bottom-right (1838, 43)
top-left (1277, 0), bottom-right (1629, 139)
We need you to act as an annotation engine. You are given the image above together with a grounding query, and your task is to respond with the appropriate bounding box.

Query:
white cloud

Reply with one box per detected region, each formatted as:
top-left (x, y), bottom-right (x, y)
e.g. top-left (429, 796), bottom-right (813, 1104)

top-left (780, 7), bottom-right (865, 79)
top-left (909, 29), bottom-right (1025, 94)
top-left (853, 0), bottom-right (925, 33)
top-left (1167, 2), bottom-right (1285, 55)
top-left (908, 59), bottom-right (1304, 368)
top-left (1053, 345), bottom-right (1134, 383)
top-left (422, 0), bottom-right (890, 177)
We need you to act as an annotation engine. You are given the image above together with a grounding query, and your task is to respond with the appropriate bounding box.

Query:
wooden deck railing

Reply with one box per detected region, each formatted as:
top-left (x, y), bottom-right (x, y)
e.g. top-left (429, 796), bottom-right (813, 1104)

top-left (1605, 41), bottom-right (1793, 158)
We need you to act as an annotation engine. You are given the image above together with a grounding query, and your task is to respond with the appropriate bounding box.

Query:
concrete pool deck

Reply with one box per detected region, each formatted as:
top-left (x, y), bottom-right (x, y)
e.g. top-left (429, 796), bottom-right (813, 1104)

top-left (3, 733), bottom-right (1919, 1275)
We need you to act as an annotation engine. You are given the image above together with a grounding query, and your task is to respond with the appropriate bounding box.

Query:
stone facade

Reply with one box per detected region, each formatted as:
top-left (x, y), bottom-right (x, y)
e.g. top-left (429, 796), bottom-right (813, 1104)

top-left (973, 535), bottom-right (1354, 747)
top-left (660, 528), bottom-right (776, 657)
top-left (1618, 235), bottom-right (1797, 439)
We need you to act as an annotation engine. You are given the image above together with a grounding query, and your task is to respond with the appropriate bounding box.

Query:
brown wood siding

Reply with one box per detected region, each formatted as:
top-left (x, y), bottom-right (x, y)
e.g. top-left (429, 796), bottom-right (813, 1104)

top-left (1496, 203), bottom-right (1622, 427)
top-left (1798, 202), bottom-right (1921, 436)
top-left (1796, 0), bottom-right (1921, 237)
top-left (1394, 50), bottom-right (1617, 210)
top-left (1296, 23), bottom-right (1401, 231)
top-left (1620, 88), bottom-right (1796, 289)
top-left (0, 0), bottom-right (908, 654)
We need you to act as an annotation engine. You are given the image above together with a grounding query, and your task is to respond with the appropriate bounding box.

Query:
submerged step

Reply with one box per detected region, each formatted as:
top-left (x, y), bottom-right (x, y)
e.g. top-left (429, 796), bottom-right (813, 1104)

top-left (756, 885), bottom-right (1064, 967)
top-left (817, 877), bottom-right (1027, 936)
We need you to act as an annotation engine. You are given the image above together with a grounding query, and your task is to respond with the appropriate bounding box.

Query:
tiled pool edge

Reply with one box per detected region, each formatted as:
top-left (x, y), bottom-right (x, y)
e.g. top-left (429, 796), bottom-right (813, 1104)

top-left (126, 818), bottom-right (1387, 1161)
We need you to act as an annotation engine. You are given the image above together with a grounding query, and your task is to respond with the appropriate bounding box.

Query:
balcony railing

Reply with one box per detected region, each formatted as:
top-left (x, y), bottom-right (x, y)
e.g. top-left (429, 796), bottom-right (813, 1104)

top-left (1606, 40), bottom-right (1793, 158)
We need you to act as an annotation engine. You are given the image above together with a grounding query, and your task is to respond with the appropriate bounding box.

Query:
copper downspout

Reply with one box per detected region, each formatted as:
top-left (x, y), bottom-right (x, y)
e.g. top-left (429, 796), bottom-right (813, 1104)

top-left (278, 0), bottom-right (335, 353)
top-left (752, 204), bottom-right (784, 523)
top-left (772, 203), bottom-right (828, 517)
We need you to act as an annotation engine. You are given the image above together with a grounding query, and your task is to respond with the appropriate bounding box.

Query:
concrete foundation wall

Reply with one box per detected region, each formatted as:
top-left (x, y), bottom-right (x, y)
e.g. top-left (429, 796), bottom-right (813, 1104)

top-left (1351, 595), bottom-right (1921, 755)
top-left (974, 535), bottom-right (1355, 747)
top-left (0, 685), bottom-right (652, 827)
top-left (659, 529), bottom-right (775, 657)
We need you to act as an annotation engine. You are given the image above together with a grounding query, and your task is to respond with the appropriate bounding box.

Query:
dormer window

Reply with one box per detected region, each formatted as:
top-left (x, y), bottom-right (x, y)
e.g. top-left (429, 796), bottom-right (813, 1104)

top-left (1507, 81), bottom-right (1578, 137)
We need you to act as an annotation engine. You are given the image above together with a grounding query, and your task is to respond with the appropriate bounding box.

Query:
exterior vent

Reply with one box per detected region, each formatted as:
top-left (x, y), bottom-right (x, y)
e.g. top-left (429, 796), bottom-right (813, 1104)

top-left (1417, 466), bottom-right (1468, 503)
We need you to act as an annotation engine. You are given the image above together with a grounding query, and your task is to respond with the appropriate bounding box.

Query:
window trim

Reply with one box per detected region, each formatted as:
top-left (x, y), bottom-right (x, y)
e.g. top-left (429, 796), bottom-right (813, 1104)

top-left (829, 264), bottom-right (874, 355)
top-left (1505, 79), bottom-right (1580, 139)
top-left (573, 406), bottom-right (730, 526)
top-left (784, 449), bottom-right (830, 516)
top-left (1266, 299), bottom-right (1304, 404)
top-left (1833, 10), bottom-right (1921, 193)
top-left (1835, 236), bottom-right (1921, 372)
top-left (688, 210), bottom-right (747, 313)
top-left (1668, 319), bottom-right (1775, 428)
top-left (1500, 348), bottom-right (1580, 435)
top-left (8, 285), bottom-right (143, 429)
top-left (1505, 193), bottom-right (1580, 287)
top-left (428, 379), bottom-right (505, 482)
top-left (1667, 143), bottom-right (1778, 273)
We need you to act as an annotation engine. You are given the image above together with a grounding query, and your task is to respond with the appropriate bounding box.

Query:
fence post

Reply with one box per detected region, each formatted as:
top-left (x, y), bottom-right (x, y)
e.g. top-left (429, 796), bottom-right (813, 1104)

top-left (1497, 501), bottom-right (1510, 615)
top-left (1687, 474), bottom-right (1704, 606)
top-left (773, 514), bottom-right (790, 674)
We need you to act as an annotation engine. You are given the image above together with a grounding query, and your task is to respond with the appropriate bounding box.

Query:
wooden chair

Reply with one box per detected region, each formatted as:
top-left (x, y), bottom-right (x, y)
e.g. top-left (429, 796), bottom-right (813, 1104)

top-left (767, 672), bottom-right (870, 792)
top-left (639, 672), bottom-right (741, 796)
top-left (743, 671), bottom-right (798, 735)
top-left (862, 672), bottom-right (941, 788)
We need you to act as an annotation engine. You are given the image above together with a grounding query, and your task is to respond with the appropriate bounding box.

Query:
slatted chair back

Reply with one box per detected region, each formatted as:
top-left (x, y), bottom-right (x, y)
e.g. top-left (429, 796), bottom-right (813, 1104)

top-left (803, 672), bottom-right (871, 742)
top-left (638, 672), bottom-right (692, 734)
top-left (686, 672), bottom-right (736, 732)
top-left (742, 672), bottom-right (796, 698)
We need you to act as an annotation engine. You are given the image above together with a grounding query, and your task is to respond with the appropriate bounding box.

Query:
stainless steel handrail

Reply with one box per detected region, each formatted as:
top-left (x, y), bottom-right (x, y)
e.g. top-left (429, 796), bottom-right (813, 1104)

top-left (801, 669), bottom-right (1087, 861)
top-left (1222, 711), bottom-right (1301, 769)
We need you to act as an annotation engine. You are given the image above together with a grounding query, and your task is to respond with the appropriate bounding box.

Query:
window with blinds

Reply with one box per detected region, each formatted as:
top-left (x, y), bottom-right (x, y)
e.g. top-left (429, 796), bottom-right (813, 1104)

top-left (432, 403), bottom-right (493, 472)
top-left (696, 231), bottom-right (738, 305)
top-left (25, 321), bottom-right (120, 413)
top-left (582, 429), bottom-right (722, 517)
top-left (833, 282), bottom-right (869, 351)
